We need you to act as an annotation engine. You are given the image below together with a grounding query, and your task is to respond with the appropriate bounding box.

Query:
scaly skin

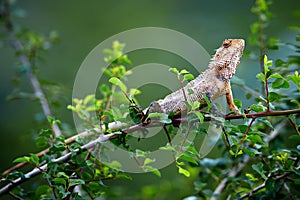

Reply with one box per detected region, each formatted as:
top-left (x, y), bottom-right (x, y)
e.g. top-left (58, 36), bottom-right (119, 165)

top-left (146, 39), bottom-right (245, 115)
top-left (107, 39), bottom-right (245, 130)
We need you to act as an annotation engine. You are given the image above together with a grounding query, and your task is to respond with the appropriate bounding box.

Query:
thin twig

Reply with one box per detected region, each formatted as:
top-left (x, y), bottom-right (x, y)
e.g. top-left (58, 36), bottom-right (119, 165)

top-left (211, 120), bottom-right (287, 200)
top-left (288, 116), bottom-right (300, 136)
top-left (239, 165), bottom-right (300, 199)
top-left (239, 117), bottom-right (256, 144)
top-left (0, 133), bottom-right (115, 195)
top-left (2, 0), bottom-right (62, 137)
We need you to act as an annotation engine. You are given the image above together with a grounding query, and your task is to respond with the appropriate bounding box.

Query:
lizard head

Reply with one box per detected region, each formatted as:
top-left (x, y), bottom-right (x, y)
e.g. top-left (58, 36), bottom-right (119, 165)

top-left (212, 39), bottom-right (245, 80)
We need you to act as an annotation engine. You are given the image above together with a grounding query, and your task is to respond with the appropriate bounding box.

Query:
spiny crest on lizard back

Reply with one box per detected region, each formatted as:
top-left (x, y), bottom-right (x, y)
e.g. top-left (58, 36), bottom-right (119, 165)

top-left (209, 39), bottom-right (245, 80)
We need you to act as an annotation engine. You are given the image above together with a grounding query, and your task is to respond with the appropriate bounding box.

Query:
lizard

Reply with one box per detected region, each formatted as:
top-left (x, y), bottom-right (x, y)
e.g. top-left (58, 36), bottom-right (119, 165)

top-left (145, 38), bottom-right (245, 117)
top-left (108, 39), bottom-right (245, 130)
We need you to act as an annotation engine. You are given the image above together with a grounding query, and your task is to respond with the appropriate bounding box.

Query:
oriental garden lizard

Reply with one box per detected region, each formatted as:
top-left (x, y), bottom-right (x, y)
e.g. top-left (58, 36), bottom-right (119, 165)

top-left (108, 39), bottom-right (245, 130)
top-left (145, 39), bottom-right (245, 116)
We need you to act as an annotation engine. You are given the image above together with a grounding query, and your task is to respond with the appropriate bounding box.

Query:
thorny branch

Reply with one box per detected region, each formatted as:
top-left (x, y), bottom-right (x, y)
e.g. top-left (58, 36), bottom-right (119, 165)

top-left (211, 119), bottom-right (292, 200)
top-left (1, 108), bottom-right (299, 195)
top-left (0, 0), bottom-right (62, 137)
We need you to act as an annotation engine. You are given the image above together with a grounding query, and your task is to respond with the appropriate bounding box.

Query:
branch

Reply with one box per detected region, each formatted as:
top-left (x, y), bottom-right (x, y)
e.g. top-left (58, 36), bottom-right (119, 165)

top-left (2, 109), bottom-right (299, 177)
top-left (211, 119), bottom-right (287, 200)
top-left (1, 108), bottom-right (298, 195)
top-left (1, 0), bottom-right (62, 137)
top-left (239, 165), bottom-right (300, 199)
top-left (0, 132), bottom-right (115, 196)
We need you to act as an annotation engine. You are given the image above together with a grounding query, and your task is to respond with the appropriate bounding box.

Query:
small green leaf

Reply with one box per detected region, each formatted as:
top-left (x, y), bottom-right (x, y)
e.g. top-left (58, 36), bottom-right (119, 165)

top-left (194, 112), bottom-right (204, 123)
top-left (244, 147), bottom-right (261, 157)
top-left (269, 73), bottom-right (283, 79)
top-left (178, 166), bottom-right (190, 177)
top-left (201, 93), bottom-right (212, 109)
top-left (250, 103), bottom-right (267, 112)
top-left (39, 129), bottom-right (53, 137)
top-left (49, 143), bottom-right (66, 153)
top-left (47, 116), bottom-right (60, 125)
top-left (30, 153), bottom-right (40, 166)
top-left (271, 78), bottom-right (290, 89)
top-left (83, 94), bottom-right (95, 105)
top-left (144, 158), bottom-right (155, 165)
top-left (234, 99), bottom-right (242, 109)
top-left (263, 55), bottom-right (272, 72)
top-left (169, 67), bottom-right (179, 75)
top-left (178, 154), bottom-right (198, 165)
top-left (69, 179), bottom-right (85, 187)
top-left (246, 173), bottom-right (259, 181)
top-left (258, 119), bottom-right (274, 130)
top-left (256, 72), bottom-right (265, 83)
top-left (179, 69), bottom-right (189, 74)
top-left (268, 92), bottom-right (281, 102)
top-left (13, 156), bottom-right (30, 163)
top-left (287, 71), bottom-right (300, 89)
top-left (109, 77), bottom-right (127, 92)
top-left (147, 112), bottom-right (171, 124)
top-left (191, 101), bottom-right (201, 111)
top-left (252, 163), bottom-right (267, 180)
top-left (183, 74), bottom-right (194, 82)
top-left (57, 172), bottom-right (69, 179)
top-left (143, 165), bottom-right (161, 177)
top-left (52, 177), bottom-right (67, 186)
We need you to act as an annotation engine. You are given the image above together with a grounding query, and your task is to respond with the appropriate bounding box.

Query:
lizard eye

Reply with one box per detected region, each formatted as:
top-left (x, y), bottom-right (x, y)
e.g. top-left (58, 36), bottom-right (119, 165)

top-left (223, 40), bottom-right (232, 48)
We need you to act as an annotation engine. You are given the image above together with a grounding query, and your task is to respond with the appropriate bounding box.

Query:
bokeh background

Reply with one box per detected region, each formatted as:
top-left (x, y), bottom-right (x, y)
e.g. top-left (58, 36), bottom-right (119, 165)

top-left (1, 0), bottom-right (299, 199)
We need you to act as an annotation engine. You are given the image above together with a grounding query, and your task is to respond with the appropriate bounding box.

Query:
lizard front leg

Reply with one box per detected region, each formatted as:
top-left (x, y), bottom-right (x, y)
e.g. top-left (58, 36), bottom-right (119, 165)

top-left (225, 83), bottom-right (239, 114)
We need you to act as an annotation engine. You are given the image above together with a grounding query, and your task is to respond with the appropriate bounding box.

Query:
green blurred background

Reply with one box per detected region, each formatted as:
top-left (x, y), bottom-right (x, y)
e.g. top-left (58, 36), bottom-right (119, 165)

top-left (1, 0), bottom-right (299, 199)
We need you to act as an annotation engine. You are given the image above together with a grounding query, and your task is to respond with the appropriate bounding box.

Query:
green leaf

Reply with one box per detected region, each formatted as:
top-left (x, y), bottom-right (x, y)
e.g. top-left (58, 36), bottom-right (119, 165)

top-left (258, 119), bottom-right (274, 130)
top-left (109, 77), bottom-right (127, 92)
top-left (143, 165), bottom-right (161, 177)
top-left (246, 173), bottom-right (259, 181)
top-left (30, 153), bottom-right (40, 166)
top-left (247, 134), bottom-right (264, 144)
top-left (271, 78), bottom-right (290, 89)
top-left (178, 153), bottom-right (198, 165)
top-left (35, 137), bottom-right (49, 148)
top-left (252, 163), bottom-right (267, 180)
top-left (256, 72), bottom-right (265, 83)
top-left (147, 112), bottom-right (171, 124)
top-left (263, 55), bottom-right (272, 72)
top-left (13, 156), bottom-right (30, 163)
top-left (201, 93), bottom-right (212, 110)
top-left (287, 71), bottom-right (300, 89)
top-left (269, 73), bottom-right (283, 79)
top-left (47, 116), bottom-right (60, 125)
top-left (39, 129), bottom-right (53, 137)
top-left (178, 166), bottom-right (190, 177)
top-left (179, 69), bottom-right (189, 74)
top-left (83, 94), bottom-right (95, 105)
top-left (52, 177), bottom-right (67, 186)
top-left (144, 158), bottom-right (155, 165)
top-left (191, 101), bottom-right (201, 111)
top-left (183, 74), bottom-right (194, 82)
top-left (57, 172), bottom-right (69, 179)
top-left (234, 99), bottom-right (242, 109)
top-left (194, 112), bottom-right (204, 123)
top-left (268, 92), bottom-right (281, 102)
top-left (250, 103), bottom-right (267, 112)
top-left (35, 185), bottom-right (51, 198)
top-left (169, 67), bottom-right (179, 75)
top-left (49, 143), bottom-right (66, 153)
top-left (243, 147), bottom-right (262, 157)
top-left (69, 179), bottom-right (85, 187)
